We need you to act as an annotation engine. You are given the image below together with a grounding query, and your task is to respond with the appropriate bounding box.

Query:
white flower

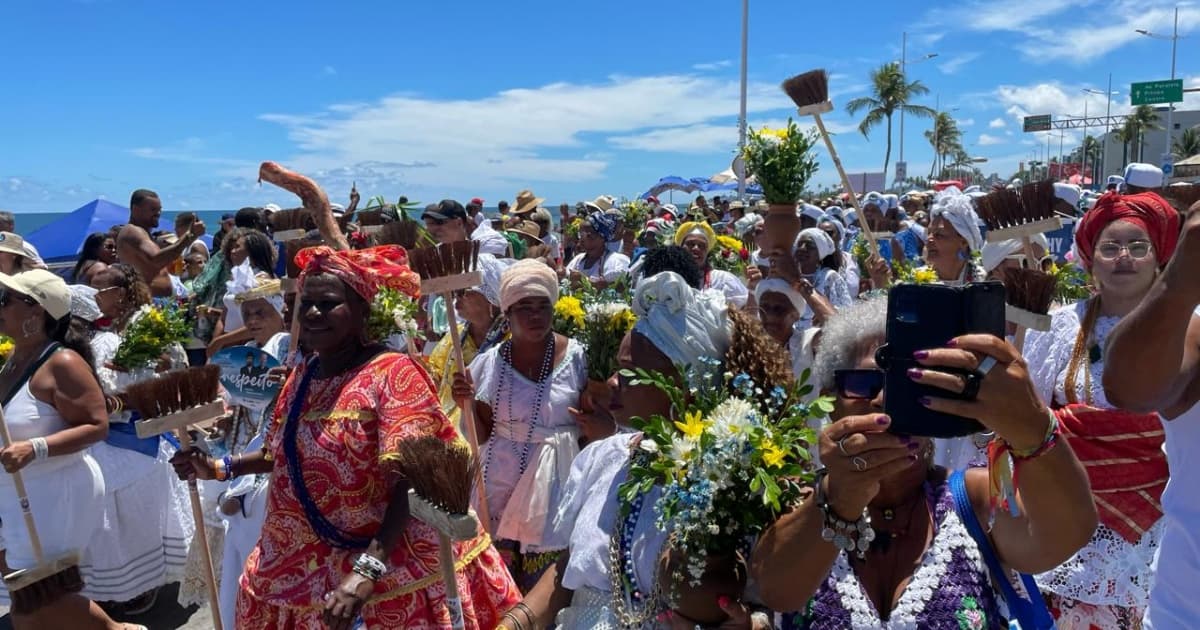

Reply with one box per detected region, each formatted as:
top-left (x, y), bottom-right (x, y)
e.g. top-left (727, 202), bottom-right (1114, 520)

top-left (708, 396), bottom-right (755, 442)
top-left (669, 436), bottom-right (695, 462)
top-left (638, 438), bottom-right (659, 454)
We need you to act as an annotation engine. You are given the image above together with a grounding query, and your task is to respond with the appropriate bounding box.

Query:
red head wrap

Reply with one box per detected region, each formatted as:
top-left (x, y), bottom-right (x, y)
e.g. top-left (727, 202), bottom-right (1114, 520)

top-left (294, 245), bottom-right (421, 301)
top-left (1073, 191), bottom-right (1179, 271)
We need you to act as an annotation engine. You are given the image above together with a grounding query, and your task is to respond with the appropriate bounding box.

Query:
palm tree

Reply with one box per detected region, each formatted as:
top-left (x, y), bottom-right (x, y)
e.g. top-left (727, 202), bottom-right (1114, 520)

top-left (1124, 105), bottom-right (1161, 162)
top-left (1117, 123), bottom-right (1134, 168)
top-left (923, 112), bottom-right (962, 177)
top-left (846, 62), bottom-right (936, 179)
top-left (1173, 127), bottom-right (1200, 159)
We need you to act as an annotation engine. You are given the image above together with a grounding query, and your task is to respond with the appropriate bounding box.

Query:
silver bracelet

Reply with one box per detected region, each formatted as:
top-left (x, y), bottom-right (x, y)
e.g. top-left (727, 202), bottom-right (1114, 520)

top-left (814, 469), bottom-right (875, 558)
top-left (352, 553), bottom-right (387, 581)
top-left (29, 438), bottom-right (49, 462)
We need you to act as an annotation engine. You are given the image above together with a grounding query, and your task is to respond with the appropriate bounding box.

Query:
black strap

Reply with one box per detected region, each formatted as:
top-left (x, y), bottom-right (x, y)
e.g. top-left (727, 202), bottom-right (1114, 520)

top-left (1, 343), bottom-right (62, 408)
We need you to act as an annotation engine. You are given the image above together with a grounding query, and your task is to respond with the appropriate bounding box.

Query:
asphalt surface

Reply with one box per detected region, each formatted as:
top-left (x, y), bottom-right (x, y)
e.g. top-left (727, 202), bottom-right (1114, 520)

top-left (0, 582), bottom-right (214, 629)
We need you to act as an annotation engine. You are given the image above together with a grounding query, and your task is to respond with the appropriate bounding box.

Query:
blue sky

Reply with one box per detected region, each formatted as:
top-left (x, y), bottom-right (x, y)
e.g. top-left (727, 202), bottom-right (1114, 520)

top-left (1, 0), bottom-right (1197, 213)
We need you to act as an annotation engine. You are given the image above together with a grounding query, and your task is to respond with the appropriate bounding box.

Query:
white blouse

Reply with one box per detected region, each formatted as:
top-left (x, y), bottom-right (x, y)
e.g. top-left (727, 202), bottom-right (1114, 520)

top-left (706, 268), bottom-right (749, 308)
top-left (1024, 300), bottom-right (1165, 609)
top-left (566, 251), bottom-right (631, 283)
top-left (470, 338), bottom-right (587, 551)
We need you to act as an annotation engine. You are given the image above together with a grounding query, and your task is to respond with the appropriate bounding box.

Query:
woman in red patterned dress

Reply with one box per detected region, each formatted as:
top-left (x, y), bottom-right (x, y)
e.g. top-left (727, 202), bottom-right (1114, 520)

top-left (172, 245), bottom-right (520, 629)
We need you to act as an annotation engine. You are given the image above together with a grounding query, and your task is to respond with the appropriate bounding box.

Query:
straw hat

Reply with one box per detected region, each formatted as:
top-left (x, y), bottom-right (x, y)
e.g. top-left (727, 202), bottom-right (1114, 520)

top-left (509, 220), bottom-right (544, 244)
top-left (513, 190), bottom-right (545, 215)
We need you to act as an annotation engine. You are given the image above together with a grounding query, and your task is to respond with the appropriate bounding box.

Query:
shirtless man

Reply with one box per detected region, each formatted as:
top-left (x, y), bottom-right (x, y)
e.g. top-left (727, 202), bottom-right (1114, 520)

top-left (116, 189), bottom-right (205, 297)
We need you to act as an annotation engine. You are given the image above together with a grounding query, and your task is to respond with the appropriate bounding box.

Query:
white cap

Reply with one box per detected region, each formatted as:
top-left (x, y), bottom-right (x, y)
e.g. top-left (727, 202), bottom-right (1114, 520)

top-left (262, 203), bottom-right (282, 213)
top-left (0, 269), bottom-right (71, 319)
top-left (1106, 175), bottom-right (1125, 188)
top-left (1053, 183), bottom-right (1082, 208)
top-left (330, 203), bottom-right (346, 216)
top-left (69, 285), bottom-right (102, 322)
top-left (1123, 163), bottom-right (1164, 189)
top-left (799, 203), bottom-right (825, 221)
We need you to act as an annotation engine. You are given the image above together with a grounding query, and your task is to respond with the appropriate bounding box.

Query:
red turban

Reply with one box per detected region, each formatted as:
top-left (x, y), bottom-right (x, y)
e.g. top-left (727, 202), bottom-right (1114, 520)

top-left (1074, 192), bottom-right (1179, 271)
top-left (294, 245), bottom-right (421, 301)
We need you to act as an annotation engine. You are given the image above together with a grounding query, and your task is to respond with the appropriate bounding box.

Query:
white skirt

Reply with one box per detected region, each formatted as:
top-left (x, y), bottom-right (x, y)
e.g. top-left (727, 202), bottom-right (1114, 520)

top-left (78, 441), bottom-right (193, 601)
top-left (0, 452), bottom-right (104, 606)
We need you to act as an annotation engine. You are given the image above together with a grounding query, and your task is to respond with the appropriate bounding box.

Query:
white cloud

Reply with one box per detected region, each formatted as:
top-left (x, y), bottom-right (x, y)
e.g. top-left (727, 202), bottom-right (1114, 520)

top-left (979, 134), bottom-right (1008, 146)
top-left (989, 118), bottom-right (1007, 129)
top-left (918, 0), bottom-right (1200, 63)
top-left (692, 60), bottom-right (732, 71)
top-left (937, 52), bottom-right (980, 75)
top-left (608, 117), bottom-right (859, 154)
top-left (258, 73), bottom-right (797, 191)
top-left (959, 118), bottom-right (976, 127)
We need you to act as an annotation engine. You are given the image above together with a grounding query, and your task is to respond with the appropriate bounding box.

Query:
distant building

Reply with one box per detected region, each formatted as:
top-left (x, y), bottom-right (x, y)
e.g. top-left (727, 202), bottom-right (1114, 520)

top-left (1096, 107), bottom-right (1200, 179)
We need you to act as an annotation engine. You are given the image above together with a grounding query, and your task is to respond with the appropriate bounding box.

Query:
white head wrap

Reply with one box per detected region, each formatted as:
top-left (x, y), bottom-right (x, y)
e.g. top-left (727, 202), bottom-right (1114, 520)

top-left (883, 194), bottom-right (900, 211)
top-left (862, 191), bottom-right (886, 209)
top-left (794, 227), bottom-right (836, 260)
top-left (818, 214), bottom-right (846, 246)
top-left (632, 271), bottom-right (731, 385)
top-left (980, 234), bottom-right (1051, 272)
top-left (471, 254), bottom-right (514, 307)
top-left (733, 212), bottom-right (764, 238)
top-left (930, 187), bottom-right (984, 252)
top-left (228, 260), bottom-right (285, 315)
top-left (754, 278), bottom-right (808, 320)
top-left (69, 285), bottom-right (102, 323)
top-left (499, 259), bottom-right (559, 312)
top-left (799, 204), bottom-right (825, 222)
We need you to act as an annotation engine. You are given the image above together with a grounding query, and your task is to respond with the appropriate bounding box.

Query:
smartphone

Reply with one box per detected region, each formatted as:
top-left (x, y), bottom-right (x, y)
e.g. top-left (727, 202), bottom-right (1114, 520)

top-left (879, 282), bottom-right (1006, 437)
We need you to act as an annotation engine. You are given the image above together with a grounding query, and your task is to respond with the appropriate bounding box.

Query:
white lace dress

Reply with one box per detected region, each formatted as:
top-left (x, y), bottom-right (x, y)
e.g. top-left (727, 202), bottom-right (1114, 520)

top-left (81, 330), bottom-right (193, 602)
top-left (470, 338), bottom-right (587, 552)
top-left (1023, 301), bottom-right (1165, 613)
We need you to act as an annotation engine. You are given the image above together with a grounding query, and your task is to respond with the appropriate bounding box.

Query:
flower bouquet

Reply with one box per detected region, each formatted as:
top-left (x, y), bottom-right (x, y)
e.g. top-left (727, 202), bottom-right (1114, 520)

top-left (367, 287), bottom-right (422, 342)
top-left (709, 234), bottom-right (750, 276)
top-left (112, 304), bottom-right (192, 371)
top-left (618, 362), bottom-right (830, 623)
top-left (742, 119), bottom-right (820, 256)
top-left (552, 295), bottom-right (586, 338)
top-left (0, 335), bottom-right (13, 369)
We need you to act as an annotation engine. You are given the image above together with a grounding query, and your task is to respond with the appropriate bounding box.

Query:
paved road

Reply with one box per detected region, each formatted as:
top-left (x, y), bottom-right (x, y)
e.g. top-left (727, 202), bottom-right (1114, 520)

top-left (0, 582), bottom-right (213, 629)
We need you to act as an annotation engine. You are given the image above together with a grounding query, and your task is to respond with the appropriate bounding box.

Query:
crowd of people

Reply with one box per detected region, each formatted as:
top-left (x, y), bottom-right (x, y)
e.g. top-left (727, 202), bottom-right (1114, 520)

top-left (0, 157), bottom-right (1196, 629)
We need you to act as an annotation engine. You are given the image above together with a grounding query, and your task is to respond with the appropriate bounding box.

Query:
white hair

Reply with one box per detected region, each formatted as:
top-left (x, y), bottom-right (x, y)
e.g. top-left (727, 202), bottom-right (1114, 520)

top-left (811, 297), bottom-right (888, 390)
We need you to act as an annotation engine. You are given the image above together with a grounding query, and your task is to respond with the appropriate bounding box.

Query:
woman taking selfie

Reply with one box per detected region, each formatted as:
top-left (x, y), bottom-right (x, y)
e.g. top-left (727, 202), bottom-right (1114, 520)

top-left (752, 299), bottom-right (1097, 629)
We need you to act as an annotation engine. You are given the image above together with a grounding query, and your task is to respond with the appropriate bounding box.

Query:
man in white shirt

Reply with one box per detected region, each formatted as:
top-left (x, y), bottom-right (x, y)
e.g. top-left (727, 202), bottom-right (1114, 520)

top-left (422, 199), bottom-right (510, 256)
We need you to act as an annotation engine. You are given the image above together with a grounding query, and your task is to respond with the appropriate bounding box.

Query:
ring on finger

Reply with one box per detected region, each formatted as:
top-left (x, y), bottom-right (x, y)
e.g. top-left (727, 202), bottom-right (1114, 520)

top-left (837, 435), bottom-right (851, 456)
top-left (852, 455), bottom-right (868, 472)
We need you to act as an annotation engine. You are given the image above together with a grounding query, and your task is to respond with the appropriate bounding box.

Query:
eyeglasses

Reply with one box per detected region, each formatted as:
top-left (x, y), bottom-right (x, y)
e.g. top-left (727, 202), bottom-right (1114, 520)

top-left (1096, 240), bottom-right (1153, 261)
top-left (0, 289), bottom-right (38, 309)
top-left (834, 368), bottom-right (884, 400)
top-left (95, 285), bottom-right (124, 297)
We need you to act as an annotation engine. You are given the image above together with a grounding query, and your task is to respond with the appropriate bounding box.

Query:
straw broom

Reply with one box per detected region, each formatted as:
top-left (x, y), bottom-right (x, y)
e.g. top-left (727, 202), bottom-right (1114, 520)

top-left (0, 407), bottom-right (84, 615)
top-left (1000, 268), bottom-right (1057, 352)
top-left (781, 70), bottom-right (881, 262)
top-left (391, 437), bottom-right (482, 630)
top-left (126, 366), bottom-right (226, 630)
top-left (406, 241), bottom-right (492, 531)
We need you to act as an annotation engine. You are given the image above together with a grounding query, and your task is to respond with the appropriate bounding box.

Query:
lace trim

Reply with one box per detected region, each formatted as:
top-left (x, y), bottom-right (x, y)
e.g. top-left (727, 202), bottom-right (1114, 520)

top-left (1035, 521), bottom-right (1164, 608)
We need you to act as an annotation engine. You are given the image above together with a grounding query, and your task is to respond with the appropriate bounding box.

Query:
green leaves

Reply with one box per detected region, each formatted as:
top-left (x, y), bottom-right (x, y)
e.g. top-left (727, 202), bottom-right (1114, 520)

top-left (742, 118), bottom-right (821, 205)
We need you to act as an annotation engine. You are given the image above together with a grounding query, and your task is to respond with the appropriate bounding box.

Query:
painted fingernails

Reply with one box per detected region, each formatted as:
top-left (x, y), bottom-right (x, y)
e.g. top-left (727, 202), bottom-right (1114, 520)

top-left (946, 338), bottom-right (959, 347)
top-left (908, 454), bottom-right (919, 462)
top-left (918, 396), bottom-right (932, 407)
top-left (912, 350), bottom-right (929, 360)
top-left (907, 368), bottom-right (924, 380)
top-left (876, 415), bottom-right (890, 425)
top-left (717, 595), bottom-right (732, 609)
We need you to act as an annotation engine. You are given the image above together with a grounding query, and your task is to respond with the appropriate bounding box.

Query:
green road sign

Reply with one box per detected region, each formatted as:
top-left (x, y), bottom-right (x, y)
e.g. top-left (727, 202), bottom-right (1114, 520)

top-left (1023, 115), bottom-right (1052, 132)
top-left (1131, 80), bottom-right (1183, 106)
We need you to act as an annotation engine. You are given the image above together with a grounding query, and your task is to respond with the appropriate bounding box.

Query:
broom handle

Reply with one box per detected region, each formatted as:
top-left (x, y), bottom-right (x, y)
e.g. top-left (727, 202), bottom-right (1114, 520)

top-left (442, 292), bottom-right (492, 533)
top-left (437, 531), bottom-right (466, 630)
top-left (0, 407), bottom-right (44, 566)
top-left (1013, 325), bottom-right (1029, 355)
top-left (286, 290), bottom-right (303, 366)
top-left (175, 428), bottom-right (224, 630)
top-left (1021, 236), bottom-right (1039, 266)
top-left (812, 113), bottom-right (880, 261)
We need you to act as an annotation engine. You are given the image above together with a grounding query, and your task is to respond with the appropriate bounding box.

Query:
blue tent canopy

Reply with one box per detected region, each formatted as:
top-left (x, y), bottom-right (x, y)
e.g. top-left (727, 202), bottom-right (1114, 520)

top-left (26, 199), bottom-right (214, 263)
top-left (641, 176), bottom-right (761, 200)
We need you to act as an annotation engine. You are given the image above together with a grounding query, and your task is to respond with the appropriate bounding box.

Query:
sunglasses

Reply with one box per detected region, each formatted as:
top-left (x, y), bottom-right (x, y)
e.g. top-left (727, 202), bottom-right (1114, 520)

top-left (834, 368), bottom-right (884, 400)
top-left (0, 289), bottom-right (39, 309)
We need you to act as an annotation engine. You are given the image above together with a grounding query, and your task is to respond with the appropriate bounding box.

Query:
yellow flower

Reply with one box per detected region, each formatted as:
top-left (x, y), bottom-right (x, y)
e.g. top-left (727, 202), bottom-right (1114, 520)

top-left (717, 235), bottom-right (743, 251)
top-left (0, 339), bottom-right (12, 358)
top-left (554, 296), bottom-right (586, 329)
top-left (612, 308), bottom-right (637, 333)
top-left (761, 440), bottom-right (787, 468)
top-left (912, 268), bottom-right (939, 284)
top-left (147, 309), bottom-right (165, 325)
top-left (674, 410), bottom-right (708, 441)
top-left (1047, 263), bottom-right (1060, 275)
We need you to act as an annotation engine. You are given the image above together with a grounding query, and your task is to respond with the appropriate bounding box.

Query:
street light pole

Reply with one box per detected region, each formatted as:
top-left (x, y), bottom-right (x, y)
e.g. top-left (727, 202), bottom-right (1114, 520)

top-left (1167, 6), bottom-right (1178, 165)
top-left (736, 0), bottom-right (748, 201)
top-left (899, 31), bottom-right (907, 171)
